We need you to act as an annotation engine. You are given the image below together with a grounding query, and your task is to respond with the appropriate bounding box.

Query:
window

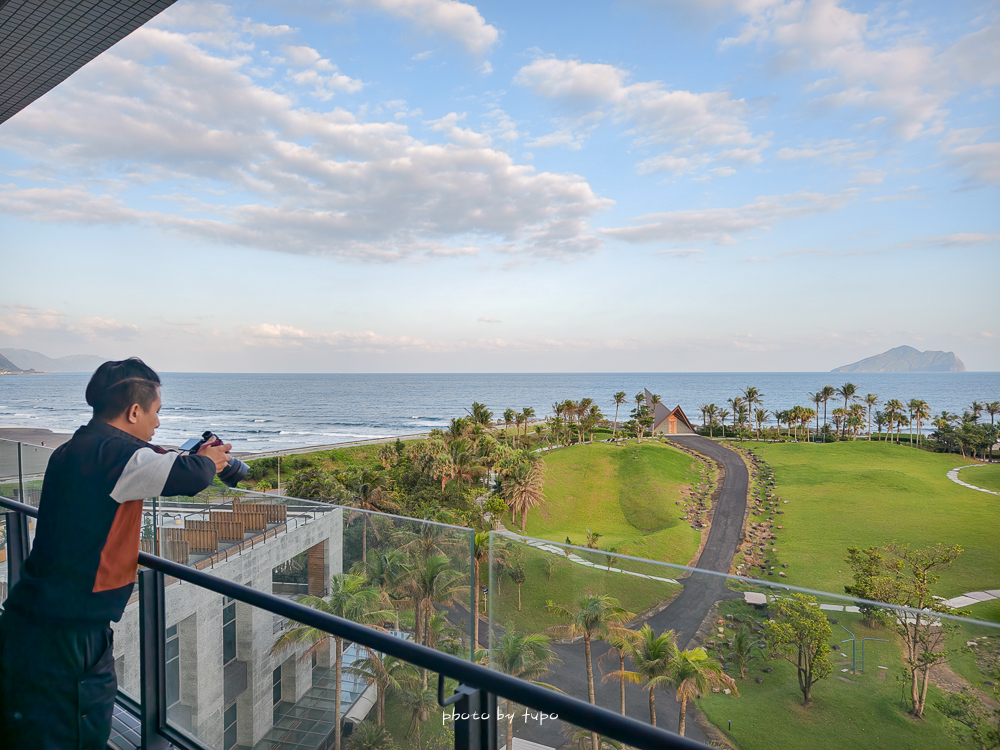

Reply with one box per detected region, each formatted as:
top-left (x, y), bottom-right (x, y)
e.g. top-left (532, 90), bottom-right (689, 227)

top-left (272, 667), bottom-right (281, 707)
top-left (223, 596), bottom-right (236, 665)
top-left (223, 702), bottom-right (237, 750)
top-left (165, 625), bottom-right (180, 709)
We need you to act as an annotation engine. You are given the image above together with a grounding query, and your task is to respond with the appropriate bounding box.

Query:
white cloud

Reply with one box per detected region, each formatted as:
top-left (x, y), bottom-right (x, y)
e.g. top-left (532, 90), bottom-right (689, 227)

top-left (601, 188), bottom-right (858, 245)
top-left (912, 233), bottom-right (1000, 247)
top-left (775, 138), bottom-right (875, 164)
top-left (477, 316), bottom-right (502, 323)
top-left (939, 129), bottom-right (1000, 187)
top-left (0, 305), bottom-right (139, 341)
top-left (338, 0), bottom-right (499, 57)
top-left (514, 56), bottom-right (767, 175)
top-left (282, 45), bottom-right (363, 100)
top-left (0, 21), bottom-right (610, 261)
top-left (850, 169), bottom-right (885, 185)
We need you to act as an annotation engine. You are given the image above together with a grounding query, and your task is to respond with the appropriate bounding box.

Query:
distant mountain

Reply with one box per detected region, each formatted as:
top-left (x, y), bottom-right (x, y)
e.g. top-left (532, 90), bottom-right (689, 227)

top-left (0, 353), bottom-right (30, 373)
top-left (0, 349), bottom-right (106, 373)
top-left (832, 345), bottom-right (966, 373)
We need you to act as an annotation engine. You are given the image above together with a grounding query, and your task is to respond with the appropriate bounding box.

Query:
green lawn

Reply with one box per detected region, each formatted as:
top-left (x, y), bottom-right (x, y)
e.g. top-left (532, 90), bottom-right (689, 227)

top-left (529, 441), bottom-right (701, 566)
top-left (487, 541), bottom-right (681, 633)
top-left (958, 463), bottom-right (1000, 494)
top-left (747, 441), bottom-right (1000, 600)
top-left (698, 604), bottom-right (965, 750)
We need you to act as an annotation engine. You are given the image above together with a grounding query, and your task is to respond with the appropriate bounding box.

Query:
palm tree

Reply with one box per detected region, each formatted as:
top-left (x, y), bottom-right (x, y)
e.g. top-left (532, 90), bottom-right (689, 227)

top-left (986, 401), bottom-right (1000, 426)
top-left (360, 548), bottom-right (409, 631)
top-left (272, 574), bottom-right (392, 750)
top-left (502, 460), bottom-right (546, 532)
top-left (521, 407), bottom-right (536, 442)
top-left (864, 394), bottom-right (879, 440)
top-left (467, 401), bottom-right (493, 428)
top-left (705, 403), bottom-right (718, 438)
top-left (911, 399), bottom-right (930, 448)
top-left (874, 410), bottom-right (888, 440)
top-left (821, 384), bottom-right (836, 441)
top-left (503, 408), bottom-right (516, 445)
top-left (338, 469), bottom-right (397, 572)
top-left (884, 399), bottom-right (903, 444)
top-left (649, 394), bottom-right (662, 434)
top-left (612, 392), bottom-right (626, 440)
top-left (718, 409), bottom-right (730, 438)
top-left (472, 531), bottom-right (490, 652)
top-left (742, 386), bottom-right (764, 439)
top-left (598, 628), bottom-right (642, 716)
top-left (725, 624), bottom-right (755, 680)
top-left (488, 631), bottom-right (561, 750)
top-left (604, 624), bottom-right (675, 726)
top-left (546, 595), bottom-right (634, 750)
top-left (399, 682), bottom-right (437, 746)
top-left (836, 383), bottom-right (858, 437)
top-left (809, 393), bottom-right (823, 441)
top-left (670, 647), bottom-right (739, 737)
top-left (754, 409), bottom-right (769, 441)
top-left (969, 401), bottom-right (983, 423)
top-left (345, 651), bottom-right (418, 726)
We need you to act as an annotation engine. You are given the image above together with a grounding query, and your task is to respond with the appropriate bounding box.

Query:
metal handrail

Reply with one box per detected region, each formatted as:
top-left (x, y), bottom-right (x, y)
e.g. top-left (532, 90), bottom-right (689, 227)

top-left (0, 495), bottom-right (708, 750)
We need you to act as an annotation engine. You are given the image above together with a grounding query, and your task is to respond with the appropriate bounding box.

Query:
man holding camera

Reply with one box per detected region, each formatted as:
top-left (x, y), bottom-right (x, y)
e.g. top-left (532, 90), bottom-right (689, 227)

top-left (0, 358), bottom-right (232, 749)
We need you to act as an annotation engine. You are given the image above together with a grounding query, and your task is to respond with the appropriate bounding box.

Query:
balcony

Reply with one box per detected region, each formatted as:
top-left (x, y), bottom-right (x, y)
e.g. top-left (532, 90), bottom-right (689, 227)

top-left (2, 436), bottom-right (997, 750)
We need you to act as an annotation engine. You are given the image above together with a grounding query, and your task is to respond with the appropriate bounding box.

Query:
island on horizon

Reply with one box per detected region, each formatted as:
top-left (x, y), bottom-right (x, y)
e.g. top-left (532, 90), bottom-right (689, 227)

top-left (832, 345), bottom-right (966, 373)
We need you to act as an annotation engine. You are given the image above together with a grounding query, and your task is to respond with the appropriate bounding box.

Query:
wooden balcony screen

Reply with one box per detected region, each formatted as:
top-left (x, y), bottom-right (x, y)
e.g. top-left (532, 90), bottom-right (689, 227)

top-left (163, 526), bottom-right (218, 554)
top-left (233, 502), bottom-right (287, 524)
top-left (231, 509), bottom-right (266, 532)
top-left (141, 537), bottom-right (191, 564)
top-left (201, 515), bottom-right (247, 541)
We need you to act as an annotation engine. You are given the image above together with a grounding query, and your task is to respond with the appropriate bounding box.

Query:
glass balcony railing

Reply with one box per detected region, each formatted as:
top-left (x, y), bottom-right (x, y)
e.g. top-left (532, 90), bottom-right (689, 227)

top-left (2, 435), bottom-right (998, 750)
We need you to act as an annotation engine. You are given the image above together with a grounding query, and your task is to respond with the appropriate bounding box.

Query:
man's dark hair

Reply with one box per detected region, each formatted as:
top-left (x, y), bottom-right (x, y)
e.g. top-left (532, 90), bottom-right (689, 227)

top-left (86, 358), bottom-right (161, 420)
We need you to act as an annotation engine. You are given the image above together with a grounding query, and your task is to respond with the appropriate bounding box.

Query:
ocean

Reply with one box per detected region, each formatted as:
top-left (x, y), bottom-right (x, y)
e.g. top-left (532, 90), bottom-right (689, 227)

top-left (1, 372), bottom-right (997, 452)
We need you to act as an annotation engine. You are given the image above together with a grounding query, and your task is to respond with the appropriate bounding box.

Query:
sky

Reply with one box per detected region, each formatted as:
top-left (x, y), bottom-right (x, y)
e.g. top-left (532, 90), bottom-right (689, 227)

top-left (1, 0), bottom-right (998, 372)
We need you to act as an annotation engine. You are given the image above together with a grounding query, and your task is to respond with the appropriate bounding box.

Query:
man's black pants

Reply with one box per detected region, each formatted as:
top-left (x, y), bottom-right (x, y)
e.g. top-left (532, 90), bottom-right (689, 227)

top-left (0, 609), bottom-right (117, 749)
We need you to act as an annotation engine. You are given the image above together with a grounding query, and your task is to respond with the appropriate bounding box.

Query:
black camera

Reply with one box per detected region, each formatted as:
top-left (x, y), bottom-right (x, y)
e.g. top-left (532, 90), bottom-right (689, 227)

top-left (179, 431), bottom-right (249, 488)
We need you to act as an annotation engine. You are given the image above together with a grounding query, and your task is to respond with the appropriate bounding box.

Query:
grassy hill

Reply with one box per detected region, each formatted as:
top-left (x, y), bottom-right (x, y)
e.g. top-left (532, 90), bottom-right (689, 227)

top-left (750, 441), bottom-right (1000, 600)
top-left (530, 441), bottom-right (701, 566)
top-left (958, 463), bottom-right (1000, 494)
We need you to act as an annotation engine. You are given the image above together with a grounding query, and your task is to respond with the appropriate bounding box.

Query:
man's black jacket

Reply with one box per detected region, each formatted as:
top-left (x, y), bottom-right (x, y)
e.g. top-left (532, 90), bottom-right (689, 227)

top-left (4, 419), bottom-right (215, 626)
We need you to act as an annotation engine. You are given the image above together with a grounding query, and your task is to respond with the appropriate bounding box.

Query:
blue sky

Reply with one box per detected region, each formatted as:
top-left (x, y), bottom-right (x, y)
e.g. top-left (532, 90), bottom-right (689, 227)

top-left (1, 0), bottom-right (998, 372)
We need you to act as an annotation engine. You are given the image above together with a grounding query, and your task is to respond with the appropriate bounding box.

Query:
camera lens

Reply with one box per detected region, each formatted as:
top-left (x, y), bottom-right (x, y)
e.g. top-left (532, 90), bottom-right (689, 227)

top-left (218, 457), bottom-right (249, 488)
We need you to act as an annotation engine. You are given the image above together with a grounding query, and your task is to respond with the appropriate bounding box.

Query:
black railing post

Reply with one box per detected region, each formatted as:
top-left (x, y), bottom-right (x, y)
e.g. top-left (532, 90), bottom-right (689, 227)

top-left (138, 568), bottom-right (170, 750)
top-left (440, 676), bottom-right (497, 750)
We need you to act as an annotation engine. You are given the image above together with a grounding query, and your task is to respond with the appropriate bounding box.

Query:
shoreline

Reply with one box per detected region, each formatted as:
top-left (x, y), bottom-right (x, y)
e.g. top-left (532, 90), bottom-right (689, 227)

top-left (0, 427), bottom-right (74, 448)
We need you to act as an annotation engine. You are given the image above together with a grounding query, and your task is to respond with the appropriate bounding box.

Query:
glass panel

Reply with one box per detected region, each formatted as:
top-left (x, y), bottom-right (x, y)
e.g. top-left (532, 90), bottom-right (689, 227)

top-left (111, 589), bottom-right (141, 702)
top-left (487, 532), bottom-right (1000, 750)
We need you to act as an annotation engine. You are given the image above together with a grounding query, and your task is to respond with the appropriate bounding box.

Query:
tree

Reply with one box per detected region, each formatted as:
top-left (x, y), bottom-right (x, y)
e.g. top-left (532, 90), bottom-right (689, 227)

top-left (603, 624), bottom-right (674, 725)
top-left (864, 394), bottom-right (879, 440)
top-left (742, 386), bottom-right (764, 439)
top-left (521, 407), bottom-right (536, 442)
top-left (467, 401), bottom-right (493, 428)
top-left (820, 384), bottom-right (836, 441)
top-left (503, 408), bottom-right (516, 445)
top-left (987, 401), bottom-right (1000, 427)
top-left (836, 383), bottom-right (858, 437)
top-left (399, 683), bottom-right (437, 746)
top-left (884, 399), bottom-right (903, 444)
top-left (844, 542), bottom-right (962, 718)
top-left (547, 595), bottom-right (634, 750)
top-left (338, 468), bottom-right (398, 572)
top-left (487, 632), bottom-right (561, 750)
top-left (471, 531), bottom-right (490, 652)
top-left (612, 392), bottom-right (627, 441)
top-left (272, 574), bottom-right (392, 750)
top-left (345, 651), bottom-right (418, 726)
top-left (585, 527), bottom-right (602, 549)
top-left (910, 399), bottom-right (930, 449)
top-left (725, 623), bottom-right (755, 680)
top-left (502, 460), bottom-right (546, 532)
top-left (874, 410), bottom-right (888, 440)
top-left (764, 593), bottom-right (832, 706)
top-left (509, 562), bottom-right (526, 611)
top-left (670, 647), bottom-right (739, 736)
top-left (705, 403), bottom-right (718, 438)
top-left (718, 410), bottom-right (730, 438)
top-left (809, 393), bottom-right (823, 441)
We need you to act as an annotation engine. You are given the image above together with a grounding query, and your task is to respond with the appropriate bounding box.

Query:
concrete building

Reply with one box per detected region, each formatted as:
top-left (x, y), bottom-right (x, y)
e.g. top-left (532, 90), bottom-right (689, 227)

top-left (112, 498), bottom-right (344, 750)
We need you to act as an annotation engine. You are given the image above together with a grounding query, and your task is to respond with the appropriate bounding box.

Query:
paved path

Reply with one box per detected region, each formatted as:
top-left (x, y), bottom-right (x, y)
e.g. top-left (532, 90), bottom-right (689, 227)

top-left (941, 589), bottom-right (1000, 609)
top-left (947, 464), bottom-right (1000, 496)
top-left (508, 435), bottom-right (747, 747)
top-left (492, 529), bottom-right (680, 585)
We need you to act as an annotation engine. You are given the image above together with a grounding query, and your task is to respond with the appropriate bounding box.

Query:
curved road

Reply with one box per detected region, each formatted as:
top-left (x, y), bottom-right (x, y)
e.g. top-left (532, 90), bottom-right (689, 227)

top-left (509, 435), bottom-right (748, 747)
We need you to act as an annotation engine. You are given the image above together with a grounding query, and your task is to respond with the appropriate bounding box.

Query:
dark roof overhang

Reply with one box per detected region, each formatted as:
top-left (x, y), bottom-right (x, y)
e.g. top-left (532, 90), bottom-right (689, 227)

top-left (0, 0), bottom-right (179, 126)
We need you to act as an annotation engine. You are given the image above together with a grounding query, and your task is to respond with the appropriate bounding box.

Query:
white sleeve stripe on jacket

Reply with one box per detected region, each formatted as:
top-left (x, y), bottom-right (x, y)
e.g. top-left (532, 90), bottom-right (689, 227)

top-left (110, 448), bottom-right (178, 503)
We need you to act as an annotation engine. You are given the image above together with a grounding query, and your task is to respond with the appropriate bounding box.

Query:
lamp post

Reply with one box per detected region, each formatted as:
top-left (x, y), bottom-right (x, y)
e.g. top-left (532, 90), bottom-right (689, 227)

top-left (838, 623), bottom-right (856, 674)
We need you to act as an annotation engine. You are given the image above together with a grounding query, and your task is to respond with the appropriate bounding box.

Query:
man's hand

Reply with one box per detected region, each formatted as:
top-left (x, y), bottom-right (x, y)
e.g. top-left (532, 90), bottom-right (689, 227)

top-left (197, 440), bottom-right (233, 474)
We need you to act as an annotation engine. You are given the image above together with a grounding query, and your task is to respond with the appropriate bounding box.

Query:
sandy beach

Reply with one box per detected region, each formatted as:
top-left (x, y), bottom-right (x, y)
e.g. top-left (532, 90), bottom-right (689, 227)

top-left (0, 427), bottom-right (73, 448)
